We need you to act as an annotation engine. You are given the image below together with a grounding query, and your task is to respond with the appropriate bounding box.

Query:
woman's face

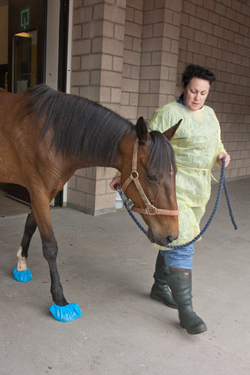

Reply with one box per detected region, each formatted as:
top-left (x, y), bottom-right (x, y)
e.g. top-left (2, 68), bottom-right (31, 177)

top-left (183, 77), bottom-right (210, 111)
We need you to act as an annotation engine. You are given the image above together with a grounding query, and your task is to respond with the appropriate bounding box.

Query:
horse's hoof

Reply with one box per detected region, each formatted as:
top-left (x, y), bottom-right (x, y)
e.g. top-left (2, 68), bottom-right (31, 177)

top-left (49, 303), bottom-right (82, 322)
top-left (13, 267), bottom-right (33, 282)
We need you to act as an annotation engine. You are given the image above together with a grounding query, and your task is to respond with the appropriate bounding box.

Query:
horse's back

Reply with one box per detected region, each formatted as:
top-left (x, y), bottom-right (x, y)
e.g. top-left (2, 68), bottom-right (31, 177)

top-left (0, 89), bottom-right (69, 192)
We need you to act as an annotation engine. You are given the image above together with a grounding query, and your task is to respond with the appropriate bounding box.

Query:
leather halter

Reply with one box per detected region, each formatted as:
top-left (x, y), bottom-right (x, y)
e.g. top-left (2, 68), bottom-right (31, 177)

top-left (122, 139), bottom-right (179, 216)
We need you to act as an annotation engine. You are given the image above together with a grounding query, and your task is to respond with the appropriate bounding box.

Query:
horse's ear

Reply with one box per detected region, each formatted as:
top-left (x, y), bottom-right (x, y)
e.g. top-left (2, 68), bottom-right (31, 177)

top-left (164, 119), bottom-right (182, 140)
top-left (136, 116), bottom-right (149, 145)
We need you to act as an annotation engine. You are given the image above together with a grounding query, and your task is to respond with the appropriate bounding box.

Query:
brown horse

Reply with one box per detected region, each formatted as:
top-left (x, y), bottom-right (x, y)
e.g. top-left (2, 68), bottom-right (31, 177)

top-left (0, 84), bottom-right (179, 321)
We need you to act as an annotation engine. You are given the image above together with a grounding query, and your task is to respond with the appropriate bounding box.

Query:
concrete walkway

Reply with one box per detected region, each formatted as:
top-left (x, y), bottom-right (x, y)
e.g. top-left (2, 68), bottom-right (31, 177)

top-left (0, 178), bottom-right (249, 375)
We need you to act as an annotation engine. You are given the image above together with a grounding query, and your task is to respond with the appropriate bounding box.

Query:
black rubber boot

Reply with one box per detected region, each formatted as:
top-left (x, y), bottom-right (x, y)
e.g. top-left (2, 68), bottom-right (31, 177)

top-left (166, 267), bottom-right (207, 334)
top-left (150, 253), bottom-right (177, 309)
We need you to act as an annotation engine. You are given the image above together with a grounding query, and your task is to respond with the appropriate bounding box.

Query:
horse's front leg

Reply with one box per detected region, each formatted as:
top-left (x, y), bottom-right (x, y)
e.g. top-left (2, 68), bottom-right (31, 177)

top-left (31, 198), bottom-right (67, 305)
top-left (31, 196), bottom-right (81, 321)
top-left (43, 236), bottom-right (69, 306)
top-left (13, 210), bottom-right (37, 282)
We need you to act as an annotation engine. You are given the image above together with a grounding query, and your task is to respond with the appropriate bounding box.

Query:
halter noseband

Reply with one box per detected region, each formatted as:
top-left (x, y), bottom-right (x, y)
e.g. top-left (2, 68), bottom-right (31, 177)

top-left (121, 139), bottom-right (179, 216)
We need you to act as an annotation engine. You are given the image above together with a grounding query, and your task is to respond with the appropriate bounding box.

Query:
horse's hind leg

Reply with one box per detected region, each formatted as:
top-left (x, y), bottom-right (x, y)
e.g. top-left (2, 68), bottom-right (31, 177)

top-left (13, 210), bottom-right (37, 282)
top-left (16, 210), bottom-right (37, 272)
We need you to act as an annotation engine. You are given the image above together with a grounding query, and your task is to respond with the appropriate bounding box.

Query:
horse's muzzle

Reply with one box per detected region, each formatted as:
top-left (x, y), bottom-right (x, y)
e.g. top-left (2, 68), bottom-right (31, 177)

top-left (147, 228), bottom-right (177, 247)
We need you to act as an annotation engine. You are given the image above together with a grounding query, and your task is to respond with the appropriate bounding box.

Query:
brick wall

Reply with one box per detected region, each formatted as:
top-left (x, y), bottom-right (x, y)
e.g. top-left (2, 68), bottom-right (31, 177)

top-left (137, 0), bottom-right (182, 121)
top-left (177, 0), bottom-right (250, 179)
top-left (120, 0), bottom-right (143, 122)
top-left (69, 0), bottom-right (126, 215)
top-left (69, 0), bottom-right (250, 215)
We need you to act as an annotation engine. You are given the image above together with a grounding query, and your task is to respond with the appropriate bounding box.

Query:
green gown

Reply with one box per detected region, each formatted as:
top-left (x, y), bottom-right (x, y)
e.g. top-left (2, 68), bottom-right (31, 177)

top-left (149, 100), bottom-right (227, 248)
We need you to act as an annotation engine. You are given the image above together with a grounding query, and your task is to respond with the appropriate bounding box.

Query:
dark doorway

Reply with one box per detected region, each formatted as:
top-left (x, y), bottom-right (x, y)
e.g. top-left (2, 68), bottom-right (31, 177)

top-left (5, 0), bottom-right (47, 204)
top-left (8, 0), bottom-right (47, 89)
top-left (54, 0), bottom-right (69, 206)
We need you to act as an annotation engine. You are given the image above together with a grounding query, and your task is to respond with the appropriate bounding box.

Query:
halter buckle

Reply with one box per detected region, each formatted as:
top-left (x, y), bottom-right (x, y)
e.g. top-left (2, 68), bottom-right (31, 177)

top-left (146, 205), bottom-right (157, 215)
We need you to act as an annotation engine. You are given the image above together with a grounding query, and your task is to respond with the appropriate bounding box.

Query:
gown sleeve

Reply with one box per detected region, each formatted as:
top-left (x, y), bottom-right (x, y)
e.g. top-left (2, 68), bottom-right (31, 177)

top-left (149, 102), bottom-right (178, 133)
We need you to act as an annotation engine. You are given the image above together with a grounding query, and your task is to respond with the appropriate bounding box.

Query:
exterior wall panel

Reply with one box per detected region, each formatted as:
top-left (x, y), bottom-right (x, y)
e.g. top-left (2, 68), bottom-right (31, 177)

top-left (69, 0), bottom-right (250, 215)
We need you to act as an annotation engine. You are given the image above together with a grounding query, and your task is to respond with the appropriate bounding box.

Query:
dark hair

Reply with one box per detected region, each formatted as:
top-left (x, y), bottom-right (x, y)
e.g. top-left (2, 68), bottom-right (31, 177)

top-left (182, 64), bottom-right (216, 87)
top-left (20, 84), bottom-right (176, 174)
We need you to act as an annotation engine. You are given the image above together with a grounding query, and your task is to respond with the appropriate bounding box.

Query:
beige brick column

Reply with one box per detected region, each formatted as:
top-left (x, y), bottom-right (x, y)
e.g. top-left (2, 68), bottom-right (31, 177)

top-left (138, 0), bottom-right (182, 121)
top-left (120, 0), bottom-right (143, 123)
top-left (68, 0), bottom-right (126, 215)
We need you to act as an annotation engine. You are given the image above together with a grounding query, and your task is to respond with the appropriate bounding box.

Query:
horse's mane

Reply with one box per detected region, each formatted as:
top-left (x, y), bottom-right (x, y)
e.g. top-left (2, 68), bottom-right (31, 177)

top-left (21, 84), bottom-right (134, 166)
top-left (148, 131), bottom-right (177, 175)
top-left (21, 84), bottom-right (176, 174)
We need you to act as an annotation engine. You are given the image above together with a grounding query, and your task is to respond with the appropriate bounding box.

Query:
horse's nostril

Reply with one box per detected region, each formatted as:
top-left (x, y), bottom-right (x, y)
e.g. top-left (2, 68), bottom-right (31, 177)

top-left (166, 235), bottom-right (174, 243)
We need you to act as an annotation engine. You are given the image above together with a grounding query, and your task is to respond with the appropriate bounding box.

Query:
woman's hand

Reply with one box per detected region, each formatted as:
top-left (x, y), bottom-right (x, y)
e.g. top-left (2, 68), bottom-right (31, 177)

top-left (109, 176), bottom-right (121, 191)
top-left (218, 153), bottom-right (231, 167)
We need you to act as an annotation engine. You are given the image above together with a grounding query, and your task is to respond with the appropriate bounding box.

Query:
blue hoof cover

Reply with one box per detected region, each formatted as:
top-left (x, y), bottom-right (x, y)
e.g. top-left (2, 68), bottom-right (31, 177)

top-left (13, 267), bottom-right (33, 282)
top-left (49, 303), bottom-right (82, 322)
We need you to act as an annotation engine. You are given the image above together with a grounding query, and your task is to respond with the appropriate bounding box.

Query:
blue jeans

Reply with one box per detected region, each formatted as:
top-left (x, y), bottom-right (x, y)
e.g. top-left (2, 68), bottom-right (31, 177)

top-left (160, 244), bottom-right (194, 270)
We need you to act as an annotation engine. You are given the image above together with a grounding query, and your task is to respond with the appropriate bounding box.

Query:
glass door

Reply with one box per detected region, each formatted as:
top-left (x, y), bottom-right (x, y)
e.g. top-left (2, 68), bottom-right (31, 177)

top-left (12, 30), bottom-right (37, 92)
top-left (7, 30), bottom-right (38, 204)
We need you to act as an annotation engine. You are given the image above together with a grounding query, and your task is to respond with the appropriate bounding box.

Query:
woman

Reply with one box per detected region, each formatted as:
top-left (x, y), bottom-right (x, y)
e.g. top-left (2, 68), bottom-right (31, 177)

top-left (110, 64), bottom-right (230, 335)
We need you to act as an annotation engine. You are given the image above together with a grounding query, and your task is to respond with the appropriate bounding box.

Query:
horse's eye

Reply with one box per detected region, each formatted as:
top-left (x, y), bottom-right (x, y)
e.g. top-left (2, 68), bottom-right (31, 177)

top-left (147, 174), bottom-right (158, 182)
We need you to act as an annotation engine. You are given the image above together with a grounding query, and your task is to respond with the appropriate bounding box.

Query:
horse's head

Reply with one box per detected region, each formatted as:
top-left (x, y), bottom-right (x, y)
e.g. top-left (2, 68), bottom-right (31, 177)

top-left (118, 117), bottom-right (181, 247)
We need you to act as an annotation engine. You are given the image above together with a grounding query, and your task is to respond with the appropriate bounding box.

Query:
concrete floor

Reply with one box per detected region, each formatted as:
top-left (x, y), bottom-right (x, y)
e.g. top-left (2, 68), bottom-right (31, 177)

top-left (0, 178), bottom-right (249, 375)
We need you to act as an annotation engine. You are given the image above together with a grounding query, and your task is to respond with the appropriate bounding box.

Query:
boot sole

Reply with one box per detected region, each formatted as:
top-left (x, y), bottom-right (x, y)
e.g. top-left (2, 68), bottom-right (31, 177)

top-left (150, 292), bottom-right (178, 309)
top-left (180, 322), bottom-right (207, 335)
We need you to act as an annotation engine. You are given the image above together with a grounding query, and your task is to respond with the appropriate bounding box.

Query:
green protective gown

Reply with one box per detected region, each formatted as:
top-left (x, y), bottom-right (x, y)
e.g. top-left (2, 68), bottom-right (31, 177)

top-left (149, 100), bottom-right (227, 248)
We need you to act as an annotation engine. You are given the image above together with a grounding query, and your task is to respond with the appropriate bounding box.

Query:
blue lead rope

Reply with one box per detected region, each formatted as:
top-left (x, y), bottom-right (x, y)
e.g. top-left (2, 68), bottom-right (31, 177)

top-left (115, 157), bottom-right (237, 250)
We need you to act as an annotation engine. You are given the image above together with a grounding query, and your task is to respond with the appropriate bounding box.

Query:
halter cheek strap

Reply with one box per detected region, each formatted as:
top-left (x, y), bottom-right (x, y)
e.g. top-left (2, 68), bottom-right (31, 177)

top-left (121, 139), bottom-right (179, 216)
